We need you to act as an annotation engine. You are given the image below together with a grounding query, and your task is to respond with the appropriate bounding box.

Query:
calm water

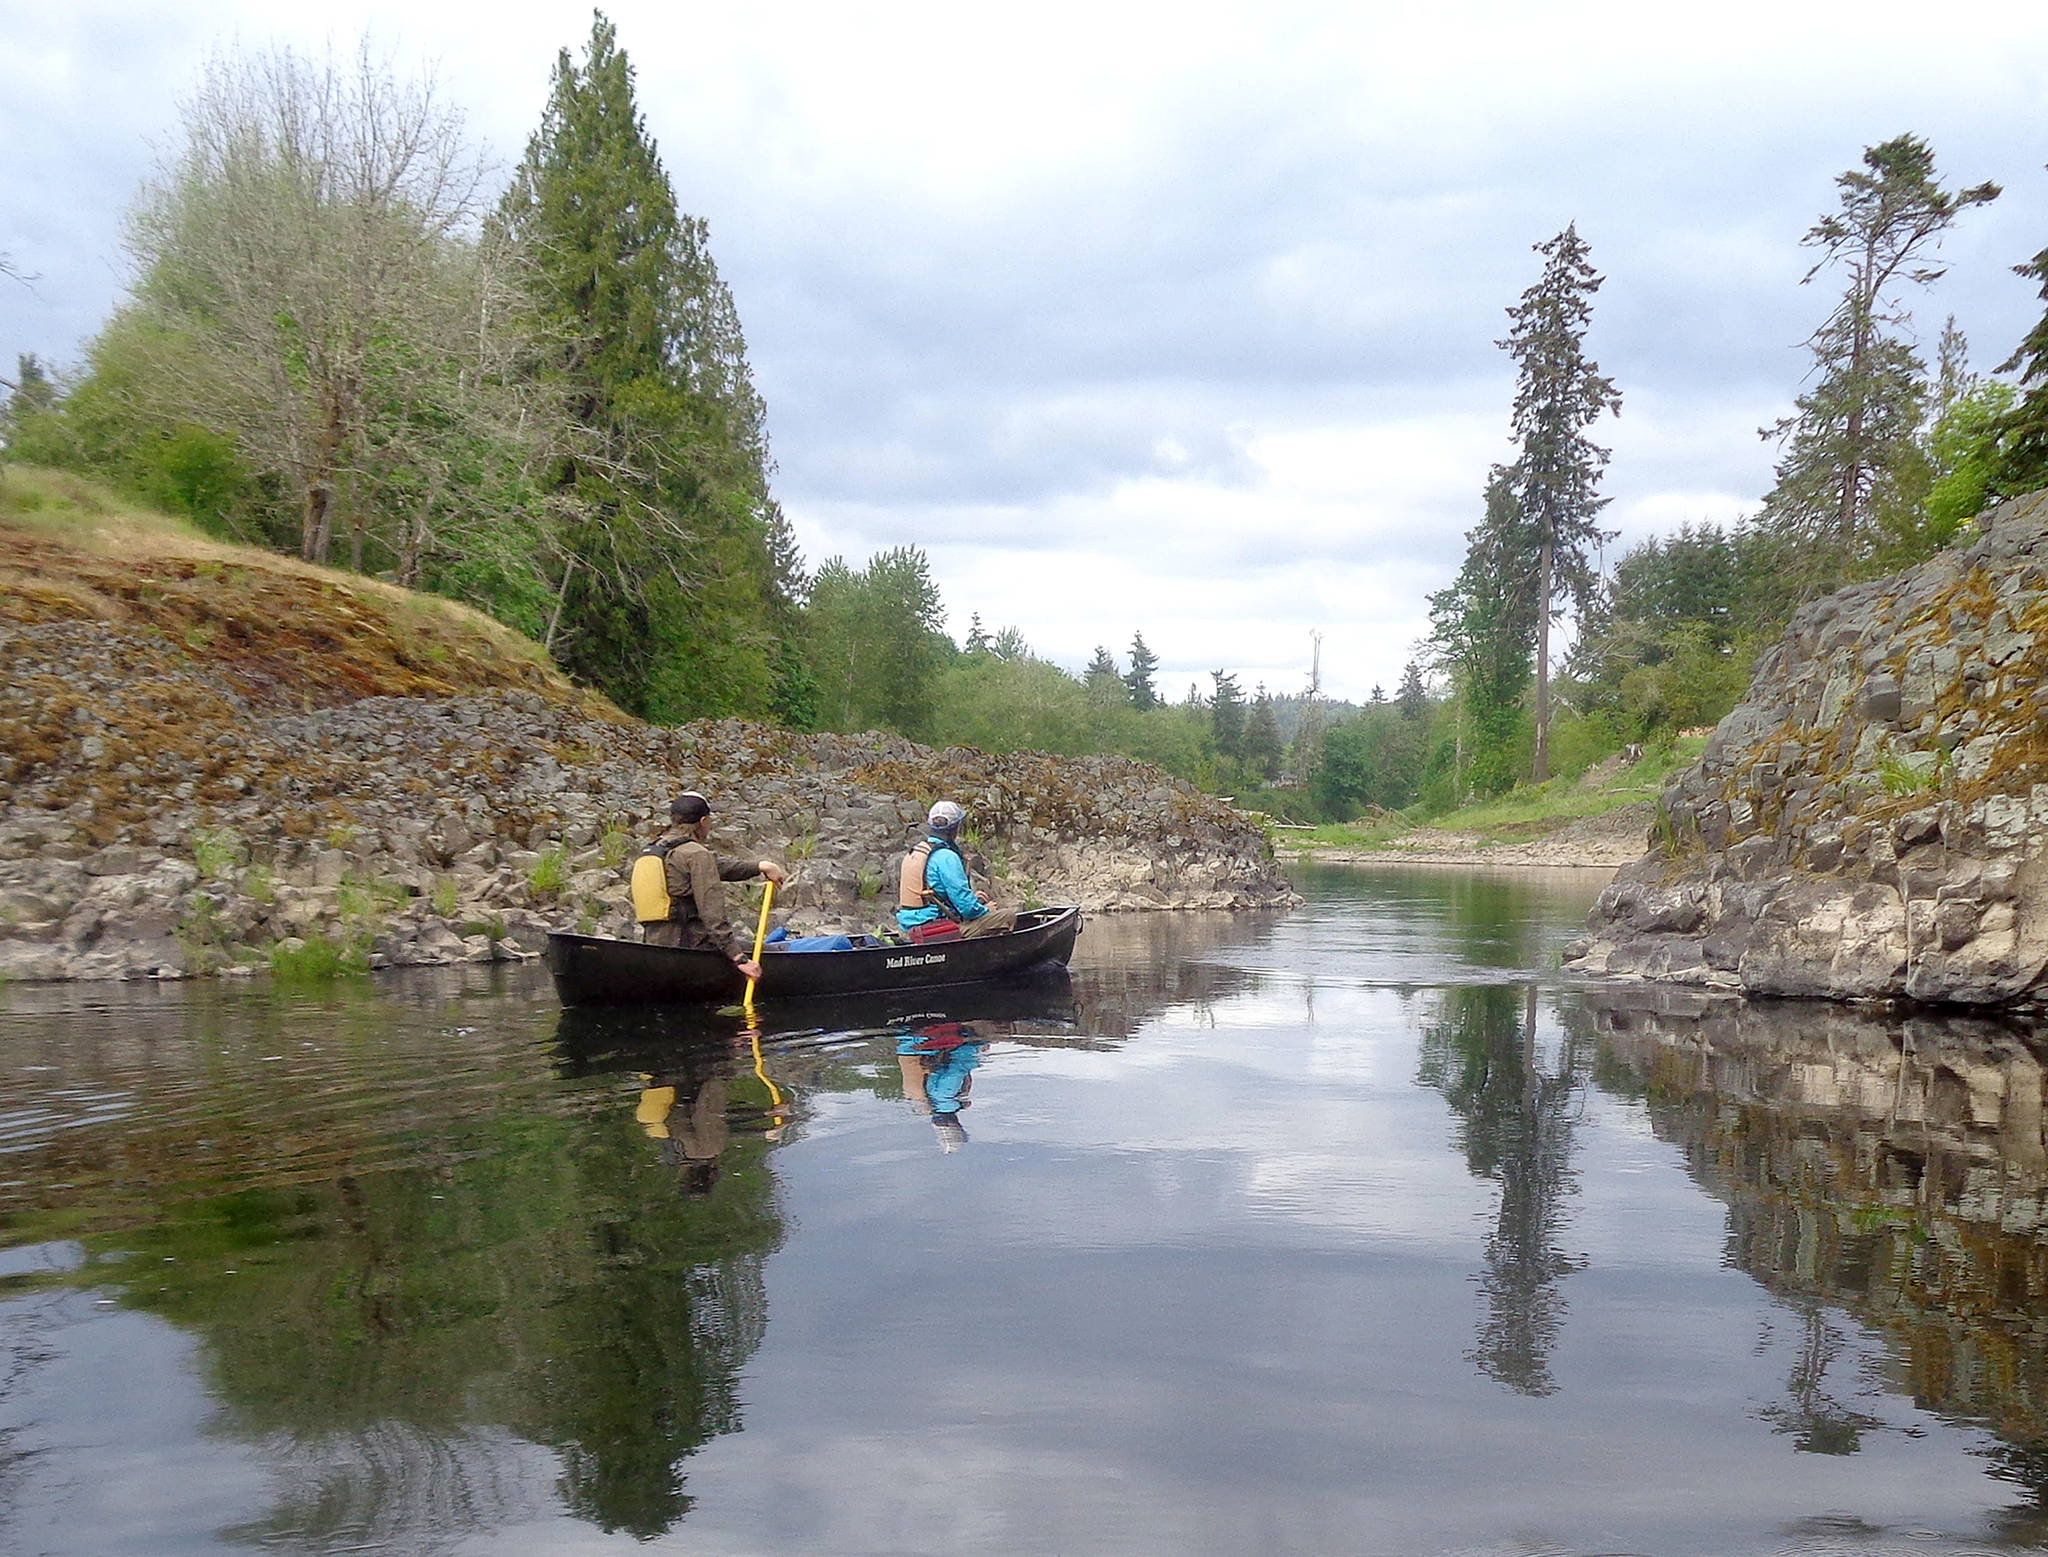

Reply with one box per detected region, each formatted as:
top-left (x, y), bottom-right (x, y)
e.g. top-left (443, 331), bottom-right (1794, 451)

top-left (5, 863), bottom-right (2048, 1555)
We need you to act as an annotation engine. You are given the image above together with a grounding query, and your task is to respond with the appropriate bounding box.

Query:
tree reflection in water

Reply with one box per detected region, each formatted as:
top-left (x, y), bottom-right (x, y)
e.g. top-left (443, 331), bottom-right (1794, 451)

top-left (1417, 983), bottom-right (1588, 1395)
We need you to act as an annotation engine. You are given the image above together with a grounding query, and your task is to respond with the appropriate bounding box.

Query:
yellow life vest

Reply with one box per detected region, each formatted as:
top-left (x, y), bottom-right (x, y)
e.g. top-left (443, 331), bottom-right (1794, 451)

top-left (631, 842), bottom-right (681, 924)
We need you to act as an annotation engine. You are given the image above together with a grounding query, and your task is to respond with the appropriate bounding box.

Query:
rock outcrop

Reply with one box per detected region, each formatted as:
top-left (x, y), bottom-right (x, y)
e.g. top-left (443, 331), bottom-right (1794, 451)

top-left (1567, 489), bottom-right (2048, 1008)
top-left (0, 517), bottom-right (1294, 983)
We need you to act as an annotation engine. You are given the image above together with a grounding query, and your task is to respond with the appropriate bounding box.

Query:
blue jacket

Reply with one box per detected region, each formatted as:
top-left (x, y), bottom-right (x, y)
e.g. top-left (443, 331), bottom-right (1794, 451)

top-left (897, 835), bottom-right (989, 930)
top-left (897, 1032), bottom-right (984, 1114)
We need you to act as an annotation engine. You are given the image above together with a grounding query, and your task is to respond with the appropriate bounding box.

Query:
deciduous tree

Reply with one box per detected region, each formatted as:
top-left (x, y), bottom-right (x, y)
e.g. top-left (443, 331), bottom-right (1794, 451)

top-left (802, 547), bottom-right (948, 737)
top-left (118, 40), bottom-right (542, 583)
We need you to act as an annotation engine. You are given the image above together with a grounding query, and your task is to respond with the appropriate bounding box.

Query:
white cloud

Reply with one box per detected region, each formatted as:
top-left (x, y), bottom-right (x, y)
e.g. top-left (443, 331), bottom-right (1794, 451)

top-left (5, 0), bottom-right (2046, 702)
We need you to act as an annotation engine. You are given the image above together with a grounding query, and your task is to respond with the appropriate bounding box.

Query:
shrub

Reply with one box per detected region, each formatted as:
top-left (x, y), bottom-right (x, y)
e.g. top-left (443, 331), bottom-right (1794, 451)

top-left (270, 934), bottom-right (366, 981)
top-left (528, 846), bottom-right (569, 895)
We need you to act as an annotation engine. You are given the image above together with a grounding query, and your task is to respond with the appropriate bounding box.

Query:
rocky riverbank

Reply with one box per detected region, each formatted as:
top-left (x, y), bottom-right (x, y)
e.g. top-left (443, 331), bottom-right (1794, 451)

top-left (0, 491), bottom-right (1295, 983)
top-left (1566, 488), bottom-right (2048, 1008)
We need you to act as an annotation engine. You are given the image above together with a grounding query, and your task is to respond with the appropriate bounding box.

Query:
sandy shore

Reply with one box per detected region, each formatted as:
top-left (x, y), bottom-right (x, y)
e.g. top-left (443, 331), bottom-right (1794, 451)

top-left (1292, 801), bottom-right (1653, 872)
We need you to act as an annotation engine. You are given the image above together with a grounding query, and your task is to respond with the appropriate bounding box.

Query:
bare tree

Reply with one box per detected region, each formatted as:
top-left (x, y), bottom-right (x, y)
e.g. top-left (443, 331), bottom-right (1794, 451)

top-left (125, 41), bottom-right (540, 570)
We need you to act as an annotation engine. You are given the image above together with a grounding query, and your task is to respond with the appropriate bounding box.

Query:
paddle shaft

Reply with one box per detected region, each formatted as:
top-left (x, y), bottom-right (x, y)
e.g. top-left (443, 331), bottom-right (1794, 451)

top-left (742, 878), bottom-right (776, 1012)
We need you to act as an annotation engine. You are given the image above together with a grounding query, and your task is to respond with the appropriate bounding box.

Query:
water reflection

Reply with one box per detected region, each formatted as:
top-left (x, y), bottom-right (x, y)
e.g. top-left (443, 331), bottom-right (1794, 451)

top-left (1418, 984), bottom-right (1590, 1395)
top-left (1582, 987), bottom-right (2048, 1528)
top-left (897, 1025), bottom-right (987, 1151)
top-left (22, 876), bottom-right (2048, 1553)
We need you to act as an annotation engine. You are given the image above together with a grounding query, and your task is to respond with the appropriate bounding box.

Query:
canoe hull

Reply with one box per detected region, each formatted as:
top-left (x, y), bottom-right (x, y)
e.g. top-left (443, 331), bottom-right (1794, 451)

top-left (547, 906), bottom-right (1082, 1007)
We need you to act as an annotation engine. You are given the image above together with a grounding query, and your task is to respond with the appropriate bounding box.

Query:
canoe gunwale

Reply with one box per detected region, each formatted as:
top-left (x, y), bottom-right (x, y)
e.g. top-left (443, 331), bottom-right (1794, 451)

top-left (548, 905), bottom-right (1082, 1007)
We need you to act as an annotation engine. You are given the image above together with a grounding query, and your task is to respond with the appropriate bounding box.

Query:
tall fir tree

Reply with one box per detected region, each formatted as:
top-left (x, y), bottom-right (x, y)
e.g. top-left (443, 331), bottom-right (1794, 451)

top-left (498, 12), bottom-right (798, 721)
top-left (1992, 165), bottom-right (2048, 500)
top-left (1759, 135), bottom-right (1998, 580)
top-left (1210, 670), bottom-right (1246, 760)
top-left (1243, 685), bottom-right (1283, 781)
top-left (1396, 660), bottom-right (1429, 721)
top-left (1498, 223), bottom-right (1621, 782)
top-left (1123, 630), bottom-right (1160, 710)
top-left (1430, 468), bottom-right (1539, 799)
top-left (1084, 645), bottom-right (1126, 707)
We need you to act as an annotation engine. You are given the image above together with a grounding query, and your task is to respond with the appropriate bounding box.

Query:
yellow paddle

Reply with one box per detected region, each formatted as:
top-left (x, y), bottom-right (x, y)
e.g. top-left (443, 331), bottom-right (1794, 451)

top-left (742, 878), bottom-right (776, 1015)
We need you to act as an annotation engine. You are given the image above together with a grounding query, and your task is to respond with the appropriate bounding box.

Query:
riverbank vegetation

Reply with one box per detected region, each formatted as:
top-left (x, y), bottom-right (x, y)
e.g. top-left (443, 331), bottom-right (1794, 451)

top-left (4, 18), bottom-right (2047, 846)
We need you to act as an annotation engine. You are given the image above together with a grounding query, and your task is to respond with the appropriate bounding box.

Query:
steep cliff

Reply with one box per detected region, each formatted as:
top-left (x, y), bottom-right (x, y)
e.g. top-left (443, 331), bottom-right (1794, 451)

top-left (1568, 489), bottom-right (2048, 1007)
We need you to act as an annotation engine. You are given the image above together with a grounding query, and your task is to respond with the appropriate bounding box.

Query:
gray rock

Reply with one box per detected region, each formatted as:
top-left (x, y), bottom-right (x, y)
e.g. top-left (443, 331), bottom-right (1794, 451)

top-left (1569, 489), bottom-right (2048, 1007)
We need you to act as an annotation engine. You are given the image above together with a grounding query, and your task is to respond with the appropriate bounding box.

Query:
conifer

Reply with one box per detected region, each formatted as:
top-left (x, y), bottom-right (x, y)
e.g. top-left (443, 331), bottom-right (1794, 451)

top-left (499, 12), bottom-right (796, 720)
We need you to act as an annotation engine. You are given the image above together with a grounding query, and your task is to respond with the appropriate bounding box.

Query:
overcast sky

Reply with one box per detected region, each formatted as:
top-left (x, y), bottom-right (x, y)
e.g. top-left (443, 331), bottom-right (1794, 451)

top-left (5, 1), bottom-right (2046, 702)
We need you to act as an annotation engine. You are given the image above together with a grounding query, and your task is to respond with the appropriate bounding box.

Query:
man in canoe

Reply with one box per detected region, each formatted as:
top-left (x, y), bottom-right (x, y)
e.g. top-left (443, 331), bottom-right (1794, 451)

top-left (632, 791), bottom-right (788, 978)
top-left (897, 800), bottom-right (1017, 943)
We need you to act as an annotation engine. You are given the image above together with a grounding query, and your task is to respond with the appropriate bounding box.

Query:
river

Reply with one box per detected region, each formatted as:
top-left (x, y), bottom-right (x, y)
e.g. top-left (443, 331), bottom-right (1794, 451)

top-left (4, 862), bottom-right (2048, 1555)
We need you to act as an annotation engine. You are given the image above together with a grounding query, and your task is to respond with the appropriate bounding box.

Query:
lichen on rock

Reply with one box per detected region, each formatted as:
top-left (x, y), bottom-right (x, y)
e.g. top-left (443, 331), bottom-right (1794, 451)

top-left (1567, 489), bottom-right (2048, 1008)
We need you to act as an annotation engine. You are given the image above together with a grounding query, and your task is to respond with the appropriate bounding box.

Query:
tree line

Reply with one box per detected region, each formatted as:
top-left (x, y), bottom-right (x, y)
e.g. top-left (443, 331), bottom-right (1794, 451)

top-left (1353, 133), bottom-right (2048, 817)
top-left (1, 18), bottom-right (807, 726)
top-left (5, 47), bottom-right (2047, 825)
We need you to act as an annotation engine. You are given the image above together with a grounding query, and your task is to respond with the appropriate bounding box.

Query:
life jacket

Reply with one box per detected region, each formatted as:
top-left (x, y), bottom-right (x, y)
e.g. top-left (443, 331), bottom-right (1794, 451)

top-left (631, 837), bottom-right (687, 924)
top-left (897, 835), bottom-right (963, 918)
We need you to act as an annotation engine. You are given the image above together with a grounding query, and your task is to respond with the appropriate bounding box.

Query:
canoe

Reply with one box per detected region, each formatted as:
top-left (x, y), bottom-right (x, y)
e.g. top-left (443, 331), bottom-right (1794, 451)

top-left (547, 905), bottom-right (1083, 1007)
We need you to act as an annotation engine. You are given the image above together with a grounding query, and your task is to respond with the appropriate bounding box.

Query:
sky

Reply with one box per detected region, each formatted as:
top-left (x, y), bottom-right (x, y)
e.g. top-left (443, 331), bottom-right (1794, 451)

top-left (4, 0), bottom-right (2047, 704)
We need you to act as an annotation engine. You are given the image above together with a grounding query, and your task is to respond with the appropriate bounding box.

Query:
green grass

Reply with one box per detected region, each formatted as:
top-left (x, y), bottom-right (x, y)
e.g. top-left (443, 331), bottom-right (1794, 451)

top-left (188, 826), bottom-right (243, 879)
top-left (269, 934), bottom-right (367, 981)
top-left (1304, 736), bottom-right (1709, 851)
top-left (528, 846), bottom-right (569, 895)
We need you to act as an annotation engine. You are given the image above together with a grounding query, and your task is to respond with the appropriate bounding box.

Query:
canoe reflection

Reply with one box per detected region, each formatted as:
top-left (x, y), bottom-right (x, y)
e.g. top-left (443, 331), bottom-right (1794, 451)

top-left (558, 969), bottom-right (1084, 1161)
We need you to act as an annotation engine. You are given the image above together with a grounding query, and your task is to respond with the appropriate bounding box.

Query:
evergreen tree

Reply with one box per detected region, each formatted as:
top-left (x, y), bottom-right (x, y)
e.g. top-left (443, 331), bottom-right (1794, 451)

top-left (1123, 630), bottom-right (1160, 710)
top-left (1084, 645), bottom-right (1126, 707)
top-left (499, 12), bottom-right (794, 720)
top-left (991, 625), bottom-right (1030, 661)
top-left (1430, 468), bottom-right (1538, 798)
top-left (1498, 223), bottom-right (1622, 782)
top-left (1992, 169), bottom-right (2048, 499)
top-left (964, 613), bottom-right (992, 657)
top-left (1210, 670), bottom-right (1246, 760)
top-left (1758, 135), bottom-right (1998, 581)
top-left (1397, 660), bottom-right (1429, 721)
top-left (1243, 685), bottom-right (1283, 781)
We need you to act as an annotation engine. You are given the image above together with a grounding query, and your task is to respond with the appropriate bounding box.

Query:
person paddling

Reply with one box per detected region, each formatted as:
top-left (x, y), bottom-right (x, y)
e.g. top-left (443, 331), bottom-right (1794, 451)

top-left (896, 800), bottom-right (1017, 943)
top-left (632, 791), bottom-right (787, 979)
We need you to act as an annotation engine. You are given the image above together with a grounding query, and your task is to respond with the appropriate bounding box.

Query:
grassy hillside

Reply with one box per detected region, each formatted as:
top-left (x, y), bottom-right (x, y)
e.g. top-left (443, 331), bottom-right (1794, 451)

top-left (0, 464), bottom-right (597, 711)
top-left (1293, 736), bottom-right (1711, 852)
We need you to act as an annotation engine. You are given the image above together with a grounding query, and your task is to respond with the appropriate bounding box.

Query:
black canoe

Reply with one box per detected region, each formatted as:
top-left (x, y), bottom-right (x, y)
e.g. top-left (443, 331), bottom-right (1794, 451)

top-left (547, 905), bottom-right (1083, 1007)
